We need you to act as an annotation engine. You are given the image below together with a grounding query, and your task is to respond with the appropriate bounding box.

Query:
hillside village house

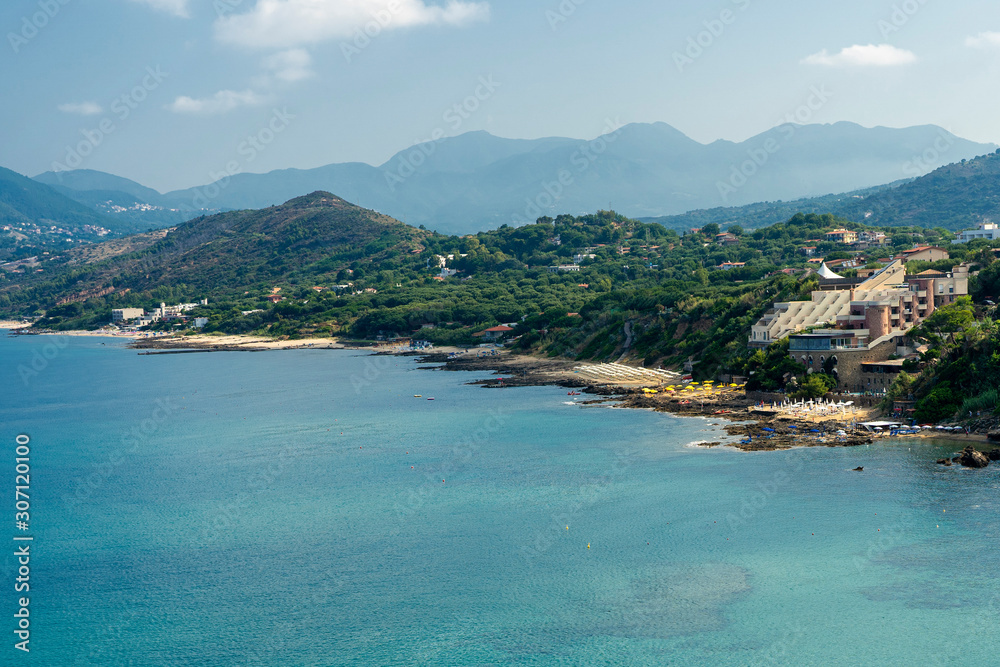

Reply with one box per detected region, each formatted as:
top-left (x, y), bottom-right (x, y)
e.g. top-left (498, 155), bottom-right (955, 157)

top-left (954, 222), bottom-right (1000, 243)
top-left (473, 325), bottom-right (514, 342)
top-left (825, 229), bottom-right (859, 244)
top-left (897, 246), bottom-right (949, 262)
top-left (852, 231), bottom-right (889, 249)
top-left (750, 260), bottom-right (970, 391)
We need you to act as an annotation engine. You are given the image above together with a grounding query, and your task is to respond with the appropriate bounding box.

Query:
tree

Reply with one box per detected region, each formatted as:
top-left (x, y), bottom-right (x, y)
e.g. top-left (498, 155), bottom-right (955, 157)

top-left (744, 339), bottom-right (806, 391)
top-left (793, 373), bottom-right (835, 399)
top-left (914, 381), bottom-right (960, 423)
top-left (702, 223), bottom-right (721, 236)
top-left (910, 297), bottom-right (974, 347)
top-left (886, 371), bottom-right (914, 400)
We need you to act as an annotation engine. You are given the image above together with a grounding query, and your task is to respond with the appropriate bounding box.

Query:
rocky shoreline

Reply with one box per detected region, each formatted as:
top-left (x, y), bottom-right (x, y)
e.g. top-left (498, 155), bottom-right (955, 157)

top-left (16, 330), bottom-right (990, 457)
top-left (413, 350), bottom-right (874, 451)
top-left (937, 445), bottom-right (1000, 469)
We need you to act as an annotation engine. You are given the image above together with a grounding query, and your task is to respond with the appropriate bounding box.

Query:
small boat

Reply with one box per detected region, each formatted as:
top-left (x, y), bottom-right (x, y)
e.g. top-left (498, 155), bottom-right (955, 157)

top-left (427, 397), bottom-right (435, 401)
top-left (568, 391), bottom-right (581, 396)
top-left (414, 395), bottom-right (422, 397)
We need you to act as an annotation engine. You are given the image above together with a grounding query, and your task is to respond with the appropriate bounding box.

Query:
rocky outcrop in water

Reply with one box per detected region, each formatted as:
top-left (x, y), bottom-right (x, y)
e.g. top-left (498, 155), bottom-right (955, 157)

top-left (956, 446), bottom-right (990, 469)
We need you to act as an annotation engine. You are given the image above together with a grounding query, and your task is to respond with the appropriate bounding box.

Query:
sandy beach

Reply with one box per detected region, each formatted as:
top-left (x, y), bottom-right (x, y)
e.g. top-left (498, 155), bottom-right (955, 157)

top-left (130, 333), bottom-right (348, 352)
top-left (0, 320), bottom-right (31, 329)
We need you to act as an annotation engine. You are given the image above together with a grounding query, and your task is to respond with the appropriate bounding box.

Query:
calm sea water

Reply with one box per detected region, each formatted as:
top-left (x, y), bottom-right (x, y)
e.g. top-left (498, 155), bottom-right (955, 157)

top-left (2, 332), bottom-right (999, 666)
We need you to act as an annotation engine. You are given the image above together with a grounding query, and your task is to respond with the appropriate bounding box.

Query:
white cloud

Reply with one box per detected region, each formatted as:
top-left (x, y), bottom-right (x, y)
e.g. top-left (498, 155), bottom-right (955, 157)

top-left (167, 89), bottom-right (265, 115)
top-left (126, 0), bottom-right (190, 18)
top-left (965, 32), bottom-right (1000, 48)
top-left (58, 101), bottom-right (103, 115)
top-left (802, 44), bottom-right (917, 67)
top-left (261, 48), bottom-right (314, 82)
top-left (215, 0), bottom-right (490, 49)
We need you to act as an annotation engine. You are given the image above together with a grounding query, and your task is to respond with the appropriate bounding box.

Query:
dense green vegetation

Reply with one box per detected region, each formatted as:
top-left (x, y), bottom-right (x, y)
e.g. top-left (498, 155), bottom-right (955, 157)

top-left (640, 184), bottom-right (898, 232)
top-left (878, 296), bottom-right (1000, 422)
top-left (7, 190), bottom-right (1000, 421)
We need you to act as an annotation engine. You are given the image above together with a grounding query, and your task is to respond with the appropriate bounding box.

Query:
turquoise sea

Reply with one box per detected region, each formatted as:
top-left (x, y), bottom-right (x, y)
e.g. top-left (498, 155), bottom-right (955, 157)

top-left (2, 331), bottom-right (1000, 666)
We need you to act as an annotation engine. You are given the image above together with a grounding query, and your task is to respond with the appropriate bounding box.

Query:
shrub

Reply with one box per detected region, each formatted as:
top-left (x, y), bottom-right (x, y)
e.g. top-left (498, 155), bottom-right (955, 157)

top-left (958, 389), bottom-right (1000, 418)
top-left (914, 382), bottom-right (961, 423)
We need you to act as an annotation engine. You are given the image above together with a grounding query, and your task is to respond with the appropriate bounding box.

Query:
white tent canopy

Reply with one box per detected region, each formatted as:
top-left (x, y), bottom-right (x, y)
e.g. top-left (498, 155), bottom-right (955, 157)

top-left (817, 262), bottom-right (845, 280)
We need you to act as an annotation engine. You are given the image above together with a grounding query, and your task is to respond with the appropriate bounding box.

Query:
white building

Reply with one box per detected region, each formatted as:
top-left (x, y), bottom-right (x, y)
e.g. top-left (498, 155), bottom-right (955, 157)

top-left (112, 308), bottom-right (144, 323)
top-left (954, 222), bottom-right (1000, 243)
top-left (193, 317), bottom-right (208, 328)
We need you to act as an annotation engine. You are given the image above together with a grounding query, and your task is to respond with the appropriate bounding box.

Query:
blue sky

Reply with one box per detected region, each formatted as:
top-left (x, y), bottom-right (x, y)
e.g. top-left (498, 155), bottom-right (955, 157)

top-left (2, 0), bottom-right (999, 192)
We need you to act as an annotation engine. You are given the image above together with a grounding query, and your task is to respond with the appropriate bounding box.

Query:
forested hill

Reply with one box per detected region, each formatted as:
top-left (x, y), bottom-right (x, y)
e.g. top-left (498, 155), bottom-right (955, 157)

top-left (833, 150), bottom-right (1000, 229)
top-left (0, 192), bottom-right (427, 309)
top-left (646, 150), bottom-right (1000, 233)
top-left (119, 191), bottom-right (426, 291)
top-left (0, 166), bottom-right (124, 258)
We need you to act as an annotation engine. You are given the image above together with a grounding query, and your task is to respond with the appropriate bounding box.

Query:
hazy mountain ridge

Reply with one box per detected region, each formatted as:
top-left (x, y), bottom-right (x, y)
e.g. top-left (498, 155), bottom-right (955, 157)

top-left (30, 121), bottom-right (996, 235)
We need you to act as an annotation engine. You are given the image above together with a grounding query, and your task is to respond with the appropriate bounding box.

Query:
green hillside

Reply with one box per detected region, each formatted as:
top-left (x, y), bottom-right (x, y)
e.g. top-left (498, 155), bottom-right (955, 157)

top-left (0, 192), bottom-right (426, 318)
top-left (0, 167), bottom-right (124, 261)
top-left (648, 150), bottom-right (1000, 233)
top-left (0, 196), bottom-right (972, 367)
top-left (0, 167), bottom-right (113, 227)
top-left (835, 150), bottom-right (1000, 229)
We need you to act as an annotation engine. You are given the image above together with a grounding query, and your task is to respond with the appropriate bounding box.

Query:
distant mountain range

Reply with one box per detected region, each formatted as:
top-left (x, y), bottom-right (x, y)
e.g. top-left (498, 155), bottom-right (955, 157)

top-left (28, 121), bottom-right (997, 235)
top-left (0, 166), bottom-right (113, 229)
